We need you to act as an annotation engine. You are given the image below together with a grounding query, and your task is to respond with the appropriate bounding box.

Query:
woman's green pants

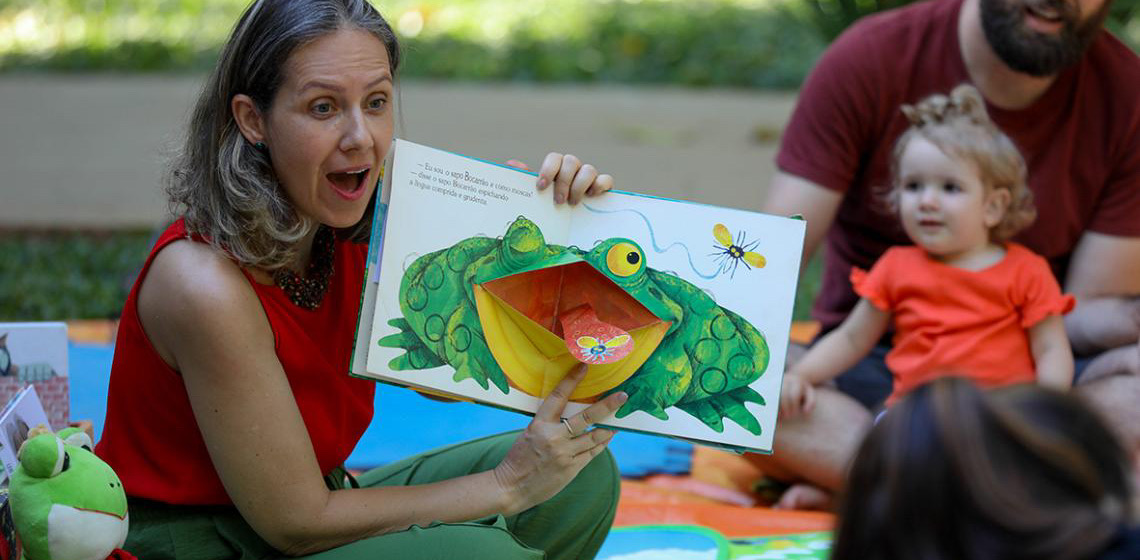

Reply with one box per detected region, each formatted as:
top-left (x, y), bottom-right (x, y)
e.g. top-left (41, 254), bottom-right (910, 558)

top-left (124, 431), bottom-right (620, 559)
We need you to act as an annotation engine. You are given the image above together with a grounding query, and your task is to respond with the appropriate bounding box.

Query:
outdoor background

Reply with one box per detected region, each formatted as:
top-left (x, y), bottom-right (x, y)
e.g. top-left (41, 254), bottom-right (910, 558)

top-left (1, 0), bottom-right (1137, 322)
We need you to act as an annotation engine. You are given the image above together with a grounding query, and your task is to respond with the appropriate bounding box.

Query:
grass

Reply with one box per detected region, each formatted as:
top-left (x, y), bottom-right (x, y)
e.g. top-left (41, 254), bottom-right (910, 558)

top-left (0, 230), bottom-right (154, 321)
top-left (0, 229), bottom-right (825, 322)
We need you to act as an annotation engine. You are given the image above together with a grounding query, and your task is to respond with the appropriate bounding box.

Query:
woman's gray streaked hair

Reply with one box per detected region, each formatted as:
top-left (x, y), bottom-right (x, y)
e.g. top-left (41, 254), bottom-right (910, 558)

top-left (167, 0), bottom-right (399, 270)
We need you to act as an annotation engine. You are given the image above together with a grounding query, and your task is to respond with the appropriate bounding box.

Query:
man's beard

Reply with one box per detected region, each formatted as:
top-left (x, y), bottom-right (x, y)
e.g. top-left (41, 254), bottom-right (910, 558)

top-left (979, 0), bottom-right (1112, 77)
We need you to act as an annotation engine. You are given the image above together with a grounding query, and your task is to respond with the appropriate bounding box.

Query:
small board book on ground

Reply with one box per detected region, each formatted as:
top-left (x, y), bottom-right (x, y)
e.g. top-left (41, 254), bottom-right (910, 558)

top-left (0, 385), bottom-right (50, 483)
top-left (352, 140), bottom-right (805, 453)
top-left (0, 322), bottom-right (68, 434)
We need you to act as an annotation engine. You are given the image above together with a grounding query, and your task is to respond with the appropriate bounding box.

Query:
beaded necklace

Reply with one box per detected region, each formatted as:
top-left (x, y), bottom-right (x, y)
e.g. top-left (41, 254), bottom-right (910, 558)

top-left (274, 225), bottom-right (335, 310)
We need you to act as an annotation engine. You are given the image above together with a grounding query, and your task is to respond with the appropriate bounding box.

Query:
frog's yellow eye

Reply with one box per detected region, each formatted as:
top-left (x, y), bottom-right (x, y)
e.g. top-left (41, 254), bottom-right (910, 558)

top-left (606, 242), bottom-right (643, 277)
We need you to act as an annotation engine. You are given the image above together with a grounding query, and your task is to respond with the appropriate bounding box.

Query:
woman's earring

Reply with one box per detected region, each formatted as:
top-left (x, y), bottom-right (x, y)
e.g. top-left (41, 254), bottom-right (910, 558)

top-left (255, 141), bottom-right (267, 151)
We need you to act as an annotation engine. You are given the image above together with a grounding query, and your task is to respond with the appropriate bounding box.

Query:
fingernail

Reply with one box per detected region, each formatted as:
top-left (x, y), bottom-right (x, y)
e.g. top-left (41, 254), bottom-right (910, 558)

top-left (616, 392), bottom-right (628, 404)
top-left (555, 193), bottom-right (565, 204)
top-left (537, 177), bottom-right (548, 189)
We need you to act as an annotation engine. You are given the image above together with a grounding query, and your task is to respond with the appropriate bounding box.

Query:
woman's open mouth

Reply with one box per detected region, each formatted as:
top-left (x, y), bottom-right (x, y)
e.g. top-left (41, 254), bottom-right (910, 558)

top-left (327, 167), bottom-right (371, 200)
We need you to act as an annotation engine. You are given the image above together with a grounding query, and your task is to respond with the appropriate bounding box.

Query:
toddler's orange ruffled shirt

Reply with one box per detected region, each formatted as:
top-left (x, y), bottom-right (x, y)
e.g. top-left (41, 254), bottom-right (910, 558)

top-left (852, 243), bottom-right (1075, 406)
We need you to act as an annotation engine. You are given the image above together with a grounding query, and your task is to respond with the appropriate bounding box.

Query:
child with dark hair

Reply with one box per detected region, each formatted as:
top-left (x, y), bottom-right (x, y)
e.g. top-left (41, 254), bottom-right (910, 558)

top-left (832, 377), bottom-right (1140, 560)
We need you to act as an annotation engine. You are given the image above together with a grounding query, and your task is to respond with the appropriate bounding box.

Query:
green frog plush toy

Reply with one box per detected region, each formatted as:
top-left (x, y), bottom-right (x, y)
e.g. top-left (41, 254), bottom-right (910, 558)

top-left (9, 428), bottom-right (133, 560)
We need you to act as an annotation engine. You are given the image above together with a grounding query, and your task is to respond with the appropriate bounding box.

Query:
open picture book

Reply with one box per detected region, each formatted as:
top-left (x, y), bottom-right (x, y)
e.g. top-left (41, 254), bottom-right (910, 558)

top-left (352, 140), bottom-right (805, 453)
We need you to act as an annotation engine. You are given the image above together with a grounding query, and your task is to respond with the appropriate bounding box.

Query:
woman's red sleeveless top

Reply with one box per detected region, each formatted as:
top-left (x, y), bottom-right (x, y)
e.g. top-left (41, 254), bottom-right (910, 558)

top-left (95, 219), bottom-right (375, 505)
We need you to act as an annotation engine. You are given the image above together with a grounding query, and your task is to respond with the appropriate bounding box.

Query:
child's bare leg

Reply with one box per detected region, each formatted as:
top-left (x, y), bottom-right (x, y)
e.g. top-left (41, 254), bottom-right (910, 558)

top-left (1065, 297), bottom-right (1140, 355)
top-left (1077, 373), bottom-right (1140, 454)
top-left (747, 388), bottom-right (871, 492)
top-left (773, 483), bottom-right (834, 511)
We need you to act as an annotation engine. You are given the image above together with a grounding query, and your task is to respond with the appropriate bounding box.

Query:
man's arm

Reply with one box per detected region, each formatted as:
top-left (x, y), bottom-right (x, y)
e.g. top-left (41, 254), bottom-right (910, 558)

top-left (1062, 232), bottom-right (1140, 354)
top-left (1065, 232), bottom-right (1140, 298)
top-left (762, 170), bottom-right (844, 271)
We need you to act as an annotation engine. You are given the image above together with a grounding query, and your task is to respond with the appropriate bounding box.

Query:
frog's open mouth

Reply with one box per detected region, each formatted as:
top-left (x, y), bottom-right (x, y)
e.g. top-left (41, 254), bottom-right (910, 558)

top-left (473, 260), bottom-right (670, 401)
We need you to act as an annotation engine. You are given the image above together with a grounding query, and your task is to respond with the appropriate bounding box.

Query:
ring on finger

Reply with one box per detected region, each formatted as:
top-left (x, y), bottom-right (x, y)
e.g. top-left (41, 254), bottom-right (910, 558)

top-left (561, 418), bottom-right (576, 438)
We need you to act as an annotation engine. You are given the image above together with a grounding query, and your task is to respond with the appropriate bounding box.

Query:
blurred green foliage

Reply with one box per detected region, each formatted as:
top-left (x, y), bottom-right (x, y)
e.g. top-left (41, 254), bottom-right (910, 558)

top-left (0, 0), bottom-right (241, 71)
top-left (793, 0), bottom-right (917, 41)
top-left (1106, 1), bottom-right (1138, 46)
top-left (0, 231), bottom-right (152, 320)
top-left (0, 0), bottom-right (1135, 79)
top-left (0, 0), bottom-right (827, 87)
top-left (795, 0), bottom-right (1136, 44)
top-left (404, 1), bottom-right (822, 87)
top-left (792, 251), bottom-right (822, 322)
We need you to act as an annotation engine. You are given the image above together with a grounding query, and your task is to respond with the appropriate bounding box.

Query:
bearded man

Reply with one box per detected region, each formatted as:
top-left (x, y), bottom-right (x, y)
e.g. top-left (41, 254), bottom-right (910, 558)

top-left (756, 0), bottom-right (1140, 509)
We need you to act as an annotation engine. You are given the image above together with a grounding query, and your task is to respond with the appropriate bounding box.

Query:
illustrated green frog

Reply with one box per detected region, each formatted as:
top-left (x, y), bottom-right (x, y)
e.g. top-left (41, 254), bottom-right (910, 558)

top-left (9, 428), bottom-right (129, 560)
top-left (379, 216), bottom-right (770, 434)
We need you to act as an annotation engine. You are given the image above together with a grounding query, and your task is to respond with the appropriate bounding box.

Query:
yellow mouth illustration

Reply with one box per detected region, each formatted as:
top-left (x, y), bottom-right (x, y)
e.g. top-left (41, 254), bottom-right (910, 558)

top-left (474, 261), bottom-right (669, 401)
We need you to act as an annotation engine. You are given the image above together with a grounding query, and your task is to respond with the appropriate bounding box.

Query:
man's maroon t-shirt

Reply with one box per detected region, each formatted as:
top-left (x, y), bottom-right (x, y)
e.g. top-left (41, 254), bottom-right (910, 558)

top-left (777, 0), bottom-right (1140, 332)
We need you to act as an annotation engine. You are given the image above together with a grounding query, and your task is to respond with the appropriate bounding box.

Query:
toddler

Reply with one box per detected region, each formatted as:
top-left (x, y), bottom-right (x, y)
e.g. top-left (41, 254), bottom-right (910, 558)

top-left (781, 84), bottom-right (1075, 418)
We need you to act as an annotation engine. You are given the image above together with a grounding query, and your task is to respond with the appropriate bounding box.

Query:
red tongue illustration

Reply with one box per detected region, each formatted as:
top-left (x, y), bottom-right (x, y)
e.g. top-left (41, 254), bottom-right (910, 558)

top-left (559, 304), bottom-right (634, 364)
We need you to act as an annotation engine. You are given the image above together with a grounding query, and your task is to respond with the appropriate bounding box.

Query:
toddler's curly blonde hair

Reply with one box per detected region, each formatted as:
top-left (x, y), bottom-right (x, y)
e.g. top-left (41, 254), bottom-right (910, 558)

top-left (887, 84), bottom-right (1035, 241)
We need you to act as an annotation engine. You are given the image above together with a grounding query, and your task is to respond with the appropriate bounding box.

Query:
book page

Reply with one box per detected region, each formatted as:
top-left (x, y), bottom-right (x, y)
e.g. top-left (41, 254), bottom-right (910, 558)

top-left (0, 385), bottom-right (50, 478)
top-left (354, 141), bottom-right (804, 453)
top-left (565, 193), bottom-right (804, 451)
top-left (350, 197), bottom-right (388, 377)
top-left (0, 322), bottom-right (69, 432)
top-left (362, 140), bottom-right (573, 411)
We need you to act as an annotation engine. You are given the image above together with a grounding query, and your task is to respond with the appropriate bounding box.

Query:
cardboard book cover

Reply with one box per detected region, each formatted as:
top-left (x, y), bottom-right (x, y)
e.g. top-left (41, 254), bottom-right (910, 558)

top-left (353, 140), bottom-right (805, 452)
top-left (0, 385), bottom-right (50, 480)
top-left (0, 323), bottom-right (68, 433)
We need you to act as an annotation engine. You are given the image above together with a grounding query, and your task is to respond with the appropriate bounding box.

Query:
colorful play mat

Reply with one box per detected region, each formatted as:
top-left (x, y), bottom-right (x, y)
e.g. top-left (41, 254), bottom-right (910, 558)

top-left (66, 320), bottom-right (834, 555)
top-left (598, 527), bottom-right (831, 560)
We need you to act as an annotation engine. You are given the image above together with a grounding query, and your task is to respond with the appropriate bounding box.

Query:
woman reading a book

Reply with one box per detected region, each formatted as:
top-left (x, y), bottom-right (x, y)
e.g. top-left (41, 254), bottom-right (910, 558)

top-left (94, 1), bottom-right (624, 558)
